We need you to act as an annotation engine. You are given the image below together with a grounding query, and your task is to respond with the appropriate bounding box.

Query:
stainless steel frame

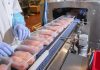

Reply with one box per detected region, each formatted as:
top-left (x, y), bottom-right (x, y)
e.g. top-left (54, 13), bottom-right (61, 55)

top-left (40, 0), bottom-right (100, 49)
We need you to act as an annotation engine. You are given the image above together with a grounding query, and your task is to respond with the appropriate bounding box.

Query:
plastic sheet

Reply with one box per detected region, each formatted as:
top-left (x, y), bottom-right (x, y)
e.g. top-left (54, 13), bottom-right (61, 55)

top-left (16, 45), bottom-right (42, 54)
top-left (11, 44), bottom-right (37, 70)
top-left (29, 33), bottom-right (54, 46)
top-left (13, 51), bottom-right (35, 65)
top-left (45, 16), bottom-right (74, 29)
top-left (29, 35), bottom-right (50, 46)
top-left (37, 29), bottom-right (58, 37)
top-left (39, 34), bottom-right (54, 45)
top-left (11, 56), bottom-right (29, 70)
top-left (11, 50), bottom-right (36, 70)
top-left (44, 25), bottom-right (64, 33)
top-left (21, 39), bottom-right (44, 48)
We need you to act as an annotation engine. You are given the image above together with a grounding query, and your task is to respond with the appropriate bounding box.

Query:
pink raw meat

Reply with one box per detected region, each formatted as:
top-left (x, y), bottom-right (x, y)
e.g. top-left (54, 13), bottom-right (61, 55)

top-left (38, 29), bottom-right (58, 37)
top-left (30, 34), bottom-right (54, 45)
top-left (39, 34), bottom-right (54, 45)
top-left (16, 45), bottom-right (40, 54)
top-left (62, 18), bottom-right (74, 23)
top-left (59, 20), bottom-right (70, 27)
top-left (22, 39), bottom-right (43, 48)
top-left (11, 56), bottom-right (29, 70)
top-left (29, 45), bottom-right (42, 53)
top-left (0, 64), bottom-right (8, 70)
top-left (29, 35), bottom-right (50, 46)
top-left (13, 51), bottom-right (35, 65)
top-left (45, 26), bottom-right (64, 33)
top-left (20, 42), bottom-right (42, 53)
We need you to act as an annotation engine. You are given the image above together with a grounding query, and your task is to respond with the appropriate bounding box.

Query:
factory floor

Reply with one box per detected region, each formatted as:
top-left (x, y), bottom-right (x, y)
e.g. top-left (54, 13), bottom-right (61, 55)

top-left (25, 13), bottom-right (42, 32)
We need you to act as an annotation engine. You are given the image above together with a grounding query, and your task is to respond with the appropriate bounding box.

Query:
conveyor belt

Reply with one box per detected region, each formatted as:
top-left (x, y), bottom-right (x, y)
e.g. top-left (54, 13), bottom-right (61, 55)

top-left (29, 19), bottom-right (80, 70)
top-left (47, 33), bottom-right (75, 70)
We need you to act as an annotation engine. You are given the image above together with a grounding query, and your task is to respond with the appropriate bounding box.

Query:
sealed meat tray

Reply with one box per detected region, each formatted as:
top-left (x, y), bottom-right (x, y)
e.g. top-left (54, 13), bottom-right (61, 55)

top-left (11, 50), bottom-right (36, 70)
top-left (30, 32), bottom-right (54, 46)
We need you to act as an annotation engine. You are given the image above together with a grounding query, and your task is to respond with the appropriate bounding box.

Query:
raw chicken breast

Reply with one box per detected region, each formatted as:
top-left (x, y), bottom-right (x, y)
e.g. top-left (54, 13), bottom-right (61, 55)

top-left (11, 56), bottom-right (29, 70)
top-left (22, 39), bottom-right (43, 48)
top-left (30, 34), bottom-right (54, 46)
top-left (61, 18), bottom-right (74, 23)
top-left (39, 34), bottom-right (54, 45)
top-left (13, 51), bottom-right (35, 65)
top-left (59, 20), bottom-right (70, 27)
top-left (16, 45), bottom-right (40, 54)
top-left (45, 25), bottom-right (64, 33)
top-left (29, 45), bottom-right (41, 53)
top-left (38, 29), bottom-right (58, 37)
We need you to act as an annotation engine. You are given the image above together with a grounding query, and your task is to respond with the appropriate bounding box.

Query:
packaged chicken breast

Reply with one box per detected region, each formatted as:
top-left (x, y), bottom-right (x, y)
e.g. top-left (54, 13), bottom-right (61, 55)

top-left (16, 45), bottom-right (42, 54)
top-left (21, 39), bottom-right (44, 49)
top-left (30, 33), bottom-right (54, 46)
top-left (37, 29), bottom-right (58, 38)
top-left (11, 50), bottom-right (36, 70)
top-left (11, 56), bottom-right (29, 70)
top-left (13, 51), bottom-right (35, 65)
top-left (44, 25), bottom-right (64, 33)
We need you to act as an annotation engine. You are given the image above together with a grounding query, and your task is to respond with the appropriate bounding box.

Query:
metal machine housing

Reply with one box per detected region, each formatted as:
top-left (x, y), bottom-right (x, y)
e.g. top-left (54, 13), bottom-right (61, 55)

top-left (40, 0), bottom-right (100, 50)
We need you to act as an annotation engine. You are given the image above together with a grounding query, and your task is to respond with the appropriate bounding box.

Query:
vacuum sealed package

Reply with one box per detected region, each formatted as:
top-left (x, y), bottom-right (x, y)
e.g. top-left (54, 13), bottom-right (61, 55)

top-left (38, 34), bottom-right (54, 45)
top-left (29, 34), bottom-right (48, 45)
top-left (13, 51), bottom-right (35, 65)
top-left (46, 21), bottom-right (63, 27)
top-left (60, 16), bottom-right (74, 23)
top-left (37, 29), bottom-right (58, 38)
top-left (30, 33), bottom-right (54, 46)
top-left (11, 51), bottom-right (36, 70)
top-left (44, 25), bottom-right (64, 33)
top-left (0, 57), bottom-right (12, 70)
top-left (59, 19), bottom-right (70, 28)
top-left (45, 16), bottom-right (74, 29)
top-left (11, 56), bottom-right (29, 70)
top-left (21, 39), bottom-right (44, 49)
top-left (31, 33), bottom-right (54, 46)
top-left (16, 45), bottom-right (42, 54)
top-left (53, 20), bottom-right (68, 28)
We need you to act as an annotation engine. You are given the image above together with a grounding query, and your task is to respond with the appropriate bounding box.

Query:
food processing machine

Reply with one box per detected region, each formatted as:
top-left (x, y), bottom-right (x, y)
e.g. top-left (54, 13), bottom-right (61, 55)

top-left (28, 0), bottom-right (100, 70)
top-left (40, 0), bottom-right (100, 50)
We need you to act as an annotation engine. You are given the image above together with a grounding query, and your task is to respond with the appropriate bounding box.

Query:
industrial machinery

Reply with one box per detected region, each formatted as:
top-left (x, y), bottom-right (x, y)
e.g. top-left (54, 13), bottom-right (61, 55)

top-left (2, 0), bottom-right (100, 70)
top-left (11, 0), bottom-right (100, 70)
top-left (40, 0), bottom-right (100, 50)
top-left (29, 15), bottom-right (81, 70)
top-left (26, 0), bottom-right (100, 70)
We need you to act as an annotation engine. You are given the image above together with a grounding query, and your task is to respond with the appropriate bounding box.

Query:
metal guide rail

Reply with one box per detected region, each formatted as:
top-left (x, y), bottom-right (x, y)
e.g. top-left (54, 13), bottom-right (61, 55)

top-left (29, 18), bottom-right (80, 70)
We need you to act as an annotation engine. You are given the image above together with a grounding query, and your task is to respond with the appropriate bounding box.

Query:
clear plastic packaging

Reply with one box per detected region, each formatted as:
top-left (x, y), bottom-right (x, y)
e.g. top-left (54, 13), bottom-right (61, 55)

top-left (44, 25), bottom-right (64, 33)
top-left (11, 50), bottom-right (36, 70)
top-left (11, 56), bottom-right (29, 70)
top-left (44, 16), bottom-right (74, 29)
top-left (29, 35), bottom-right (49, 46)
top-left (59, 16), bottom-right (74, 23)
top-left (38, 34), bottom-right (54, 45)
top-left (30, 33), bottom-right (54, 46)
top-left (55, 17), bottom-right (73, 28)
top-left (16, 45), bottom-right (42, 54)
top-left (0, 57), bottom-right (12, 70)
top-left (13, 51), bottom-right (35, 65)
top-left (37, 29), bottom-right (58, 38)
top-left (21, 39), bottom-right (44, 49)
